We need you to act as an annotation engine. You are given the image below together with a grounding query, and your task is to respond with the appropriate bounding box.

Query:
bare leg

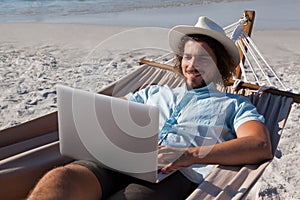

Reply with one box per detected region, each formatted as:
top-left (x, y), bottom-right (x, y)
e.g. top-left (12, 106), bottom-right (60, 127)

top-left (27, 164), bottom-right (102, 200)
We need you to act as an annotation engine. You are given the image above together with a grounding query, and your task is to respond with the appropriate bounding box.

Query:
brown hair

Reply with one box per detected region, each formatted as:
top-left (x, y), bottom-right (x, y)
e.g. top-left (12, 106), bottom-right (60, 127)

top-left (175, 34), bottom-right (236, 84)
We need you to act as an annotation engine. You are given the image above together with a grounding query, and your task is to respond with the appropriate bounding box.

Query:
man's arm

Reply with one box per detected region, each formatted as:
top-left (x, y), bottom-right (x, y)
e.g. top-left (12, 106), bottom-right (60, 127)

top-left (159, 120), bottom-right (273, 173)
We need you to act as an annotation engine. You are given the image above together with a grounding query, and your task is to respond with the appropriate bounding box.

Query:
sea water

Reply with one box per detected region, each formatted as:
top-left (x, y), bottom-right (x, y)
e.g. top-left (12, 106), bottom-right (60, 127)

top-left (0, 0), bottom-right (299, 29)
top-left (0, 0), bottom-right (245, 25)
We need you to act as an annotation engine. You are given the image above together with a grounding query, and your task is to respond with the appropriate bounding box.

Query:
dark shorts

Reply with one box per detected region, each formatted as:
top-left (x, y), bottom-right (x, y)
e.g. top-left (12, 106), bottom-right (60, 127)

top-left (73, 160), bottom-right (198, 200)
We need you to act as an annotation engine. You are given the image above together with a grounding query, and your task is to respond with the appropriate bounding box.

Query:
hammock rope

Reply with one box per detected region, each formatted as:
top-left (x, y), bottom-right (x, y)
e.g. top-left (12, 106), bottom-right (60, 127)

top-left (240, 35), bottom-right (271, 85)
top-left (242, 31), bottom-right (288, 90)
top-left (224, 17), bottom-right (289, 91)
top-left (225, 18), bottom-right (248, 42)
top-left (236, 39), bottom-right (261, 84)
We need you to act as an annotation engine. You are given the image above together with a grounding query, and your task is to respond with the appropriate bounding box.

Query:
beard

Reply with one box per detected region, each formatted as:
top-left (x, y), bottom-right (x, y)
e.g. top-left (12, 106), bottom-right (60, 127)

top-left (186, 76), bottom-right (207, 90)
top-left (184, 69), bottom-right (208, 89)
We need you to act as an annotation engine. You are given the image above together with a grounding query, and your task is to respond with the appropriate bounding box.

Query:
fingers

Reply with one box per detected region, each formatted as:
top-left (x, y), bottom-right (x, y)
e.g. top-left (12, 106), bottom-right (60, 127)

top-left (161, 162), bottom-right (179, 174)
top-left (157, 150), bottom-right (178, 165)
top-left (157, 147), bottom-right (187, 173)
top-left (157, 147), bottom-right (196, 174)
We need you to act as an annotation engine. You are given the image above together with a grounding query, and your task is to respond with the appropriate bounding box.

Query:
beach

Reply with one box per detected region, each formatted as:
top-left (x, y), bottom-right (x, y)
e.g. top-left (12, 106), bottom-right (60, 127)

top-left (1, 0), bottom-right (300, 199)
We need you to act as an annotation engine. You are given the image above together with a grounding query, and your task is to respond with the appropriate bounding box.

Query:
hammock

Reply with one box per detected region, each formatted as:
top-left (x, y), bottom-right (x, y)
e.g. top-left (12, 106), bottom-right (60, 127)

top-left (0, 10), bottom-right (299, 200)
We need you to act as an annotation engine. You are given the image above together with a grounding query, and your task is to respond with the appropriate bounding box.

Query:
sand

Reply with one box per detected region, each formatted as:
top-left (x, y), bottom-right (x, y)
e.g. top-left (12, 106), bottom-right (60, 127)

top-left (250, 30), bottom-right (300, 199)
top-left (0, 22), bottom-right (299, 199)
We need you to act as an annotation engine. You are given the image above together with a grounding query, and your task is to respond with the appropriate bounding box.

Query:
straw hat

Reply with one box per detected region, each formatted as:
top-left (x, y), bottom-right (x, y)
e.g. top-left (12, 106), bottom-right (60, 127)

top-left (168, 16), bottom-right (240, 66)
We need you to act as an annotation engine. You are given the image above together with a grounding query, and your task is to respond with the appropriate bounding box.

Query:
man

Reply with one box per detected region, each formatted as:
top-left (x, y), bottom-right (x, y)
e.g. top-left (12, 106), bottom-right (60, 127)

top-left (27, 16), bottom-right (272, 200)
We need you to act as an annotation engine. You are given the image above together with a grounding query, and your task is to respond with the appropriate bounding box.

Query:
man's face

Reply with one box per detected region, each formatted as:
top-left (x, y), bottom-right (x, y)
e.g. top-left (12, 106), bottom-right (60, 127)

top-left (181, 40), bottom-right (218, 89)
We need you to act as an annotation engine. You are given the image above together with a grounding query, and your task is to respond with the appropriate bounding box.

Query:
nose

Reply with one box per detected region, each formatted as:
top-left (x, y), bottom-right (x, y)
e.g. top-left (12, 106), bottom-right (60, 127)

top-left (187, 57), bottom-right (199, 69)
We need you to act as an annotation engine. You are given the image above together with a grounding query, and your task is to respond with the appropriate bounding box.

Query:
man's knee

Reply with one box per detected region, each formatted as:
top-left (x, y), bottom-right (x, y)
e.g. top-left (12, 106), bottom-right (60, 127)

top-left (49, 164), bottom-right (100, 185)
top-left (42, 164), bottom-right (81, 182)
top-left (55, 164), bottom-right (85, 176)
top-left (34, 164), bottom-right (79, 191)
top-left (30, 163), bottom-right (102, 200)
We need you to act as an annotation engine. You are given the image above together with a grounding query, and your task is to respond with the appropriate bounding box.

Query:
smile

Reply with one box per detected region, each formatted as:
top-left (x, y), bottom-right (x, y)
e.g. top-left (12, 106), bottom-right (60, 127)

top-left (185, 70), bottom-right (203, 77)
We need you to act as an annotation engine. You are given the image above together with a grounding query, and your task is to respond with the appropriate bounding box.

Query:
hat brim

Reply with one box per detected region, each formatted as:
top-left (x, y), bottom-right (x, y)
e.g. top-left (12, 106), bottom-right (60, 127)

top-left (168, 25), bottom-right (240, 67)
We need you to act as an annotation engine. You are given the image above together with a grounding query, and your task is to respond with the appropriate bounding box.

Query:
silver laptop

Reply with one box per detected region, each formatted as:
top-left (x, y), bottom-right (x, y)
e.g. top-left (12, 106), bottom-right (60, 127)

top-left (57, 85), bottom-right (174, 183)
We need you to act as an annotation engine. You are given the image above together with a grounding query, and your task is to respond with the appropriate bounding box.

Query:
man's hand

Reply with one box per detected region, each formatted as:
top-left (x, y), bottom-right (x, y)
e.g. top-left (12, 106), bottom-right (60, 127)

top-left (158, 146), bottom-right (198, 173)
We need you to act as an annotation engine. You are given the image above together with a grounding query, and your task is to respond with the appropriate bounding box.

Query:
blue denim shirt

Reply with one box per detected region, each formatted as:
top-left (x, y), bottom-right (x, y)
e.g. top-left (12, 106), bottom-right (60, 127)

top-left (125, 83), bottom-right (264, 183)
